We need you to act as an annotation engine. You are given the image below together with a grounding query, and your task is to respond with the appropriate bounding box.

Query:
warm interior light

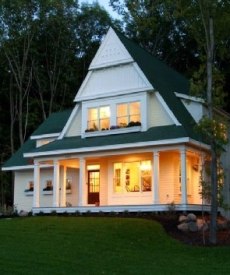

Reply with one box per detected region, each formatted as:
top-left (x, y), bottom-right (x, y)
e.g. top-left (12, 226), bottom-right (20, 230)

top-left (140, 161), bottom-right (151, 171)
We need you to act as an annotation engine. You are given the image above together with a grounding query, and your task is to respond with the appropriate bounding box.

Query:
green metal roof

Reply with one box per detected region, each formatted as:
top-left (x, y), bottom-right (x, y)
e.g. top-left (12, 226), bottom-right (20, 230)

top-left (2, 109), bottom-right (72, 169)
top-left (31, 109), bottom-right (72, 136)
top-left (115, 29), bottom-right (197, 138)
top-left (29, 125), bottom-right (188, 154)
top-left (2, 139), bottom-right (36, 168)
top-left (3, 30), bottom-right (204, 169)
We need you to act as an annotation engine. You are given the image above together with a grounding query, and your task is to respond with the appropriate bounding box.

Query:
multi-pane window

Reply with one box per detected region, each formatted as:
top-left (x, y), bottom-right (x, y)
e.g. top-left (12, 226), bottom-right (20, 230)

top-left (113, 160), bottom-right (151, 193)
top-left (116, 102), bottom-right (140, 127)
top-left (87, 106), bottom-right (110, 131)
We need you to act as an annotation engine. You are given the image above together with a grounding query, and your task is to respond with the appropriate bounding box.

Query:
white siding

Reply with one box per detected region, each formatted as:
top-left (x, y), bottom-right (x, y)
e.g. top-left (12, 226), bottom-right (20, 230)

top-left (65, 106), bottom-right (82, 137)
top-left (147, 93), bottom-right (173, 128)
top-left (77, 63), bottom-right (152, 100)
top-left (181, 99), bottom-right (205, 123)
top-left (159, 152), bottom-right (176, 204)
top-left (14, 170), bottom-right (34, 212)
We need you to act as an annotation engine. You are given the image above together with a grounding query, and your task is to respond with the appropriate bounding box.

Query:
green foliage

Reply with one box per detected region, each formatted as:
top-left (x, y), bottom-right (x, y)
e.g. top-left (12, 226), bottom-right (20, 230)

top-left (195, 116), bottom-right (228, 153)
top-left (0, 217), bottom-right (230, 274)
top-left (199, 159), bottom-right (224, 207)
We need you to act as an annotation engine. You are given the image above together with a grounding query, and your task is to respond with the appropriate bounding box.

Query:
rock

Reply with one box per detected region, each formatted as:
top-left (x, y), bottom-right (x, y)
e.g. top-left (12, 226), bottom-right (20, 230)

top-left (19, 210), bottom-right (28, 217)
top-left (197, 218), bottom-right (209, 232)
top-left (187, 213), bottom-right (197, 222)
top-left (188, 221), bottom-right (198, 232)
top-left (177, 222), bottom-right (189, 232)
top-left (179, 215), bottom-right (187, 223)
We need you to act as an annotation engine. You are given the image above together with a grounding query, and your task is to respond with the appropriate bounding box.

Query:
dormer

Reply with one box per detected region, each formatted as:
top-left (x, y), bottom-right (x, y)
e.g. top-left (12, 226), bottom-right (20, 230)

top-left (73, 28), bottom-right (154, 138)
top-left (81, 92), bottom-right (148, 138)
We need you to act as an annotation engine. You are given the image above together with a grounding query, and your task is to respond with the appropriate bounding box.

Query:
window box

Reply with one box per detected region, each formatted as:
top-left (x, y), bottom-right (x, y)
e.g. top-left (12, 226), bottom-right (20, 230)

top-left (43, 190), bottom-right (53, 195)
top-left (84, 125), bottom-right (141, 138)
top-left (25, 190), bottom-right (33, 196)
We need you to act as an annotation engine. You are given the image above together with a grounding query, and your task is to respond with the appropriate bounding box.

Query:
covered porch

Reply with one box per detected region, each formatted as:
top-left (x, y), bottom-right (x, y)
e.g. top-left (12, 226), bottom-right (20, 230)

top-left (31, 144), bottom-right (209, 214)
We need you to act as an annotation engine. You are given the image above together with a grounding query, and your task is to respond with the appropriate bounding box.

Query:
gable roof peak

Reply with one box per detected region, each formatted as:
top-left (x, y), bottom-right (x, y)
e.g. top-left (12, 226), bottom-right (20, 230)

top-left (89, 27), bottom-right (133, 70)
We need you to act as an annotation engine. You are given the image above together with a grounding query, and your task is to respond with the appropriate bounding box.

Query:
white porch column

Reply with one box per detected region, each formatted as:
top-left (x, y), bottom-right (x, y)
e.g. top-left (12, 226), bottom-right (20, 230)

top-left (78, 158), bottom-right (86, 206)
top-left (53, 160), bottom-right (60, 207)
top-left (180, 148), bottom-right (187, 204)
top-left (33, 161), bottom-right (40, 208)
top-left (60, 166), bottom-right (67, 207)
top-left (153, 151), bottom-right (159, 204)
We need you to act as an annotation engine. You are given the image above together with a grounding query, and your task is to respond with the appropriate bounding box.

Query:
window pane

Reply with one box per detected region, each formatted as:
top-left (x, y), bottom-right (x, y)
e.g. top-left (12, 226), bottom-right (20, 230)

top-left (100, 106), bottom-right (110, 130)
top-left (100, 106), bottom-right (110, 118)
top-left (88, 108), bottom-right (98, 130)
top-left (114, 163), bottom-right (122, 193)
top-left (117, 104), bottom-right (128, 127)
top-left (140, 160), bottom-right (152, 191)
top-left (124, 162), bottom-right (140, 192)
top-left (130, 102), bottom-right (140, 122)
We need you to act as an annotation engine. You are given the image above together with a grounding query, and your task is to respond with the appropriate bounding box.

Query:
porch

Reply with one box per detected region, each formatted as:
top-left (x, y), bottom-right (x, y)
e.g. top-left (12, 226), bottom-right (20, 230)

top-left (32, 203), bottom-right (211, 215)
top-left (23, 145), bottom-right (210, 214)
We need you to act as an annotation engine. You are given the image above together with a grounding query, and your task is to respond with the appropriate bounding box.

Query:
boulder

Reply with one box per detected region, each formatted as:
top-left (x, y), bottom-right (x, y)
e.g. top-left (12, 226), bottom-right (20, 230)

top-left (188, 221), bottom-right (198, 232)
top-left (187, 213), bottom-right (197, 222)
top-left (179, 215), bottom-right (187, 223)
top-left (19, 210), bottom-right (29, 217)
top-left (177, 222), bottom-right (189, 232)
top-left (197, 218), bottom-right (209, 232)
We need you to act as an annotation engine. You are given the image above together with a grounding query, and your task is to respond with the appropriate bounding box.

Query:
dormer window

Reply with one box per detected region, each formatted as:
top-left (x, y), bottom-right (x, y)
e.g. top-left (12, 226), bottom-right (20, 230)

top-left (82, 93), bottom-right (147, 137)
top-left (117, 102), bottom-right (140, 128)
top-left (87, 106), bottom-right (110, 131)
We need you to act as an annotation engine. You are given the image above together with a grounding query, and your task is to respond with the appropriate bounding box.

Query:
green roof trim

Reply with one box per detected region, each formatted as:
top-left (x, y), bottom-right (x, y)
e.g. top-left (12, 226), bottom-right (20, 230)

top-left (31, 109), bottom-right (72, 136)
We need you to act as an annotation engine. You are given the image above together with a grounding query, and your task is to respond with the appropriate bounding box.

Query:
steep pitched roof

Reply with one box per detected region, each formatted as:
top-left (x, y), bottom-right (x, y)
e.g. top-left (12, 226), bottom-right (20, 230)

top-left (114, 29), bottom-right (197, 138)
top-left (25, 125), bottom-right (188, 156)
top-left (3, 28), bottom-right (205, 168)
top-left (31, 109), bottom-right (72, 137)
top-left (2, 139), bottom-right (36, 169)
top-left (2, 109), bottom-right (72, 169)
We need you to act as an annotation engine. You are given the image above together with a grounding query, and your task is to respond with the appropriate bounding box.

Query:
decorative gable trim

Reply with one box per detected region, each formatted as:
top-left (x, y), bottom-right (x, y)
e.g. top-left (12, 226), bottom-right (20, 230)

top-left (30, 133), bottom-right (59, 140)
top-left (89, 27), bottom-right (133, 70)
top-left (175, 92), bottom-right (204, 103)
top-left (58, 105), bottom-right (79, 139)
top-left (155, 92), bottom-right (181, 126)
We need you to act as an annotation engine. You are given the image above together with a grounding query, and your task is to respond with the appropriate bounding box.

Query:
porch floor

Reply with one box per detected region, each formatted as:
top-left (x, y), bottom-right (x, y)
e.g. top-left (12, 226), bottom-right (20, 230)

top-left (32, 204), bottom-right (211, 215)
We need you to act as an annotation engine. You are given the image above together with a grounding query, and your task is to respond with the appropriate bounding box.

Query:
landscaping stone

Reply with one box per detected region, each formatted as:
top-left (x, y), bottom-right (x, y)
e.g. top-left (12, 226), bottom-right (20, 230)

top-left (188, 221), bottom-right (198, 232)
top-left (19, 210), bottom-right (28, 217)
top-left (177, 222), bottom-right (189, 232)
top-left (187, 213), bottom-right (197, 222)
top-left (178, 215), bottom-right (187, 223)
top-left (197, 218), bottom-right (209, 231)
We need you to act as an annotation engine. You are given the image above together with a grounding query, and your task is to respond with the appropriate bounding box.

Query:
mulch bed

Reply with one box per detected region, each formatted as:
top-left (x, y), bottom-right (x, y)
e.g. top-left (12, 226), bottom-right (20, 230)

top-left (153, 214), bottom-right (230, 246)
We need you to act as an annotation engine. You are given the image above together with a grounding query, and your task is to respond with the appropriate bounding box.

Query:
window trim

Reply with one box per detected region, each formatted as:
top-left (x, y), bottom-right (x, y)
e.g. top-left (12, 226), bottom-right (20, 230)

top-left (113, 160), bottom-right (152, 194)
top-left (81, 93), bottom-right (147, 138)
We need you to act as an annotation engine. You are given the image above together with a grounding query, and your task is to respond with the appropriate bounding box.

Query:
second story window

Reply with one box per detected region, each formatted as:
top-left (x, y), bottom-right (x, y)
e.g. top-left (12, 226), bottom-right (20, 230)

top-left (87, 106), bottom-right (110, 131)
top-left (117, 102), bottom-right (140, 128)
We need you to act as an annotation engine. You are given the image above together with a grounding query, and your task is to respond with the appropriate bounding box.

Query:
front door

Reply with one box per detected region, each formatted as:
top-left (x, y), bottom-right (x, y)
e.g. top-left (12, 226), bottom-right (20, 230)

top-left (88, 170), bottom-right (100, 204)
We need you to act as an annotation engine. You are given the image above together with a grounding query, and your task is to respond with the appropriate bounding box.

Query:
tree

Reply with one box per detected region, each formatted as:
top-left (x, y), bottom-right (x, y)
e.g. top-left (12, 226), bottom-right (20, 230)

top-left (110, 0), bottom-right (230, 244)
top-left (0, 0), bottom-right (115, 207)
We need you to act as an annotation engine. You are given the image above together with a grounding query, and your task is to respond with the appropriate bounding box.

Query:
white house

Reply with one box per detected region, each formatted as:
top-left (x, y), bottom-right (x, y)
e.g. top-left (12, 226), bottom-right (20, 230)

top-left (2, 27), bottom-right (230, 215)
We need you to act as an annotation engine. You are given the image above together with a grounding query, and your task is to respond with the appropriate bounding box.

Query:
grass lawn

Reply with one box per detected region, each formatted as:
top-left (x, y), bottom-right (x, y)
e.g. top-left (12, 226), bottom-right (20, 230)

top-left (0, 216), bottom-right (229, 274)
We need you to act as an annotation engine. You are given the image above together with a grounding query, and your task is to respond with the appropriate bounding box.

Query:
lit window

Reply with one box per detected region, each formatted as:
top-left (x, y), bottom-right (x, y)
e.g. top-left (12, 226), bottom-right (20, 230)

top-left (87, 106), bottom-right (110, 131)
top-left (117, 102), bottom-right (140, 128)
top-left (43, 180), bottom-right (53, 191)
top-left (113, 160), bottom-right (151, 193)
